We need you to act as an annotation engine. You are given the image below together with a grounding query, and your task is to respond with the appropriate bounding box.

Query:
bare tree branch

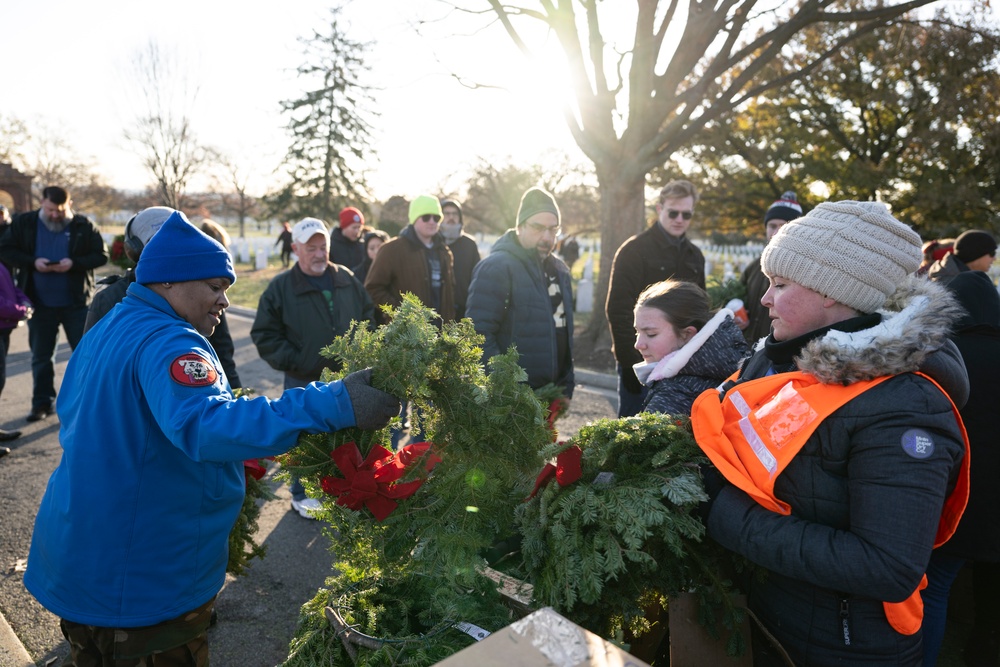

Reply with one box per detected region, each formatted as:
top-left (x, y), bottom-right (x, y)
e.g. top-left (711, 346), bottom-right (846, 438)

top-left (123, 40), bottom-right (207, 210)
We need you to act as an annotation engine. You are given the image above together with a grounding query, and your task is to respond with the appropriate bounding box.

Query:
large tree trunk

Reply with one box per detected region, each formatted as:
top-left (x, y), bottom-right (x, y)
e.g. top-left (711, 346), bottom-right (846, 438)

top-left (582, 167), bottom-right (647, 348)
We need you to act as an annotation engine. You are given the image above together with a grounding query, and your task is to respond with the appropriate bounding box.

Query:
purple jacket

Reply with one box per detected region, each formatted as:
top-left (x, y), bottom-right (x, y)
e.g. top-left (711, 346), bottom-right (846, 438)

top-left (0, 263), bottom-right (31, 330)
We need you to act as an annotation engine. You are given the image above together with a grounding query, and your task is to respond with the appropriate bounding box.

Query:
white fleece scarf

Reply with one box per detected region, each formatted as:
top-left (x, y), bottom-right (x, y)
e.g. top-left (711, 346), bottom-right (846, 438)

top-left (633, 309), bottom-right (734, 385)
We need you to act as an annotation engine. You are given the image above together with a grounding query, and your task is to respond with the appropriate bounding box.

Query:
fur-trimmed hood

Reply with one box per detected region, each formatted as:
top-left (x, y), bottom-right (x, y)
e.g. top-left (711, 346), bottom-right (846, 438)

top-left (796, 275), bottom-right (968, 401)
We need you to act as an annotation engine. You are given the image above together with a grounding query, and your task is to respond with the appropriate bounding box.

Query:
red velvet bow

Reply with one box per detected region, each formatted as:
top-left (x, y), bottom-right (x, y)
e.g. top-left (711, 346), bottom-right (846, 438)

top-left (242, 457), bottom-right (273, 487)
top-left (545, 398), bottom-right (569, 441)
top-left (525, 444), bottom-right (583, 501)
top-left (320, 442), bottom-right (441, 521)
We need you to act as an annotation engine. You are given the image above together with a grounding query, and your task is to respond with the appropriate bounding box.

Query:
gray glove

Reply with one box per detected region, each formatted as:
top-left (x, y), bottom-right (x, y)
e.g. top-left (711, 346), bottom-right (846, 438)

top-left (342, 368), bottom-right (401, 431)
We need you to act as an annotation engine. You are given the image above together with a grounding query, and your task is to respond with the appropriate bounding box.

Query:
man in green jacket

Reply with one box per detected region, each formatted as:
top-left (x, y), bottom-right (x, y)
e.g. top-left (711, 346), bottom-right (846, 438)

top-left (251, 216), bottom-right (375, 517)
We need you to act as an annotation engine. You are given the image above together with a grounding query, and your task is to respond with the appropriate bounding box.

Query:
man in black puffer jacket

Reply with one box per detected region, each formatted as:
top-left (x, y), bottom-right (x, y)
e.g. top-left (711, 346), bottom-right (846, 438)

top-left (466, 187), bottom-right (574, 401)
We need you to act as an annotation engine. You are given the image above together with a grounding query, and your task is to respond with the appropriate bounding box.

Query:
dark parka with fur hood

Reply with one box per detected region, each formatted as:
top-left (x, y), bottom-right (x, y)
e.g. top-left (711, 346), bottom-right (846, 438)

top-left (702, 276), bottom-right (969, 667)
top-left (466, 229), bottom-right (575, 398)
top-left (364, 225), bottom-right (455, 325)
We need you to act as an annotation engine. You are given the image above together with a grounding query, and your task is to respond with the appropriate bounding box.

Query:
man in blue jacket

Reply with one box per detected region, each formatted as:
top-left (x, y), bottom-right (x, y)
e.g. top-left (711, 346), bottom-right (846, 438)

top-left (466, 187), bottom-right (574, 402)
top-left (24, 213), bottom-right (400, 666)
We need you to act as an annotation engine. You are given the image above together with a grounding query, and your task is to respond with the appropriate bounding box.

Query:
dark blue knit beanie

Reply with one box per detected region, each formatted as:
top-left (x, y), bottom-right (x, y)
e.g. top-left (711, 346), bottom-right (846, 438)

top-left (135, 211), bottom-right (237, 285)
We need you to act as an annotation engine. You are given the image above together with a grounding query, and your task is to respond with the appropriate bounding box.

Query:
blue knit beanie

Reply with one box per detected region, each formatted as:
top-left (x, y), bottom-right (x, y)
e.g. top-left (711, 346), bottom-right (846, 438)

top-left (135, 212), bottom-right (237, 285)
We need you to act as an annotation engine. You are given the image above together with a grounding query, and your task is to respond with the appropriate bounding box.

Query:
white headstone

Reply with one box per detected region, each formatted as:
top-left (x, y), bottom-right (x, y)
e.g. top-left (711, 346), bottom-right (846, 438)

top-left (568, 254), bottom-right (593, 313)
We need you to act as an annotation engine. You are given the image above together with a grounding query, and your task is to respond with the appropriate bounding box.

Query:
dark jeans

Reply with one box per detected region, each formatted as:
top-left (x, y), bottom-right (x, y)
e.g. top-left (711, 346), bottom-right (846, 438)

top-left (28, 304), bottom-right (87, 410)
top-left (0, 329), bottom-right (10, 397)
top-left (390, 399), bottom-right (424, 450)
top-left (616, 363), bottom-right (648, 418)
top-left (921, 551), bottom-right (966, 667)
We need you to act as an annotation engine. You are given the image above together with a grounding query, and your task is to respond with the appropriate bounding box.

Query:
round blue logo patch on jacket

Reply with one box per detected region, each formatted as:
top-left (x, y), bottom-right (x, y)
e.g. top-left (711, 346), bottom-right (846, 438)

top-left (901, 429), bottom-right (934, 459)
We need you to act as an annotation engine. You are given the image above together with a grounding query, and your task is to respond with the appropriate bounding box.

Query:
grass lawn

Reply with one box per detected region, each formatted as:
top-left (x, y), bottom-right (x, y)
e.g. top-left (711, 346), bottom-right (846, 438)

top-left (96, 256), bottom-right (288, 311)
top-left (225, 260), bottom-right (287, 309)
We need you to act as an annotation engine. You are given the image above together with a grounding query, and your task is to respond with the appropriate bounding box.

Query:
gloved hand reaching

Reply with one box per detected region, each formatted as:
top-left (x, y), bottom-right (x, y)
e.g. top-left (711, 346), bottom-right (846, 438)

top-left (342, 368), bottom-right (401, 431)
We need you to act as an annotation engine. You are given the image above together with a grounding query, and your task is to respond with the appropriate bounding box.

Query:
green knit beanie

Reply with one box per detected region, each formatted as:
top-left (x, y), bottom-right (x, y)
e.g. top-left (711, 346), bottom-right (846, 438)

top-left (516, 187), bottom-right (560, 227)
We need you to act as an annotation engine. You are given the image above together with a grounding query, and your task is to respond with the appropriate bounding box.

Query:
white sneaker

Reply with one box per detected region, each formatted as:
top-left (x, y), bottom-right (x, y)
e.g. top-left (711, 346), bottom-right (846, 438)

top-left (290, 497), bottom-right (323, 519)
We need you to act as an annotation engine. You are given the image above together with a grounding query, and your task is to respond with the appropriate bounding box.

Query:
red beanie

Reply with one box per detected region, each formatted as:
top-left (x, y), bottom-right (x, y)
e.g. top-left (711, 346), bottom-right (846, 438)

top-left (339, 207), bottom-right (364, 230)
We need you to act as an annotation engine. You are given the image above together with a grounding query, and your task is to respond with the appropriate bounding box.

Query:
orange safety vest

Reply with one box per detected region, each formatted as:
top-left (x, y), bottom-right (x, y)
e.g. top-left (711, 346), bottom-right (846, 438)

top-left (691, 370), bottom-right (970, 635)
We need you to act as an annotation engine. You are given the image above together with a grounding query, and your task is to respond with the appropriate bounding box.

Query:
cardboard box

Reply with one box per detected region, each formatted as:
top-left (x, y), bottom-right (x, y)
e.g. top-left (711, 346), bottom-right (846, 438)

top-left (668, 592), bottom-right (752, 667)
top-left (435, 607), bottom-right (650, 667)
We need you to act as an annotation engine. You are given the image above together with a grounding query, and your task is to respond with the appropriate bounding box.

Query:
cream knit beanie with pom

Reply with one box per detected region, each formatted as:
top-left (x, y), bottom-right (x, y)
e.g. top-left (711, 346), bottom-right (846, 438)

top-left (761, 200), bottom-right (921, 313)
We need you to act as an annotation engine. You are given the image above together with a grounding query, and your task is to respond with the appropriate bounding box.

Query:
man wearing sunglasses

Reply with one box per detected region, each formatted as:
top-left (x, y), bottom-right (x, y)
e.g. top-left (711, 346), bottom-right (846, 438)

top-left (365, 195), bottom-right (455, 447)
top-left (605, 179), bottom-right (706, 417)
top-left (365, 194), bottom-right (456, 328)
top-left (467, 187), bottom-right (575, 405)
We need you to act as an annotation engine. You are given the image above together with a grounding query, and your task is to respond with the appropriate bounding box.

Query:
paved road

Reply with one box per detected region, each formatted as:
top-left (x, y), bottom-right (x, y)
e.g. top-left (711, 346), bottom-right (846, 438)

top-left (0, 306), bottom-right (617, 667)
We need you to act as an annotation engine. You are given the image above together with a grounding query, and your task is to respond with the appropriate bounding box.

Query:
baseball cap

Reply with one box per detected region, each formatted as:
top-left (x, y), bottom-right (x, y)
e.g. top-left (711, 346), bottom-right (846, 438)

top-left (292, 218), bottom-right (330, 244)
top-left (127, 206), bottom-right (179, 246)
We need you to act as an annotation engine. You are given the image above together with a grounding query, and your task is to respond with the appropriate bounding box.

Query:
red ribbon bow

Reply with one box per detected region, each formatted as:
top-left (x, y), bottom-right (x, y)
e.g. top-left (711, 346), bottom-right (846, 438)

top-left (320, 442), bottom-right (441, 521)
top-left (242, 457), bottom-right (274, 487)
top-left (545, 398), bottom-right (569, 442)
top-left (525, 444), bottom-right (583, 501)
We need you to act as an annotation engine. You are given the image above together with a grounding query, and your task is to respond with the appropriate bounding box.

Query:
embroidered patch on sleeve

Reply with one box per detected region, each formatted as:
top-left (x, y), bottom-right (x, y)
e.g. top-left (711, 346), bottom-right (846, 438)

top-left (169, 353), bottom-right (219, 387)
top-left (901, 428), bottom-right (935, 460)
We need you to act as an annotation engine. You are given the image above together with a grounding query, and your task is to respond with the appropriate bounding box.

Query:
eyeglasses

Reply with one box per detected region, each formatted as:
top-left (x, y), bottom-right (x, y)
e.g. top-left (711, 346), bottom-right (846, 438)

top-left (526, 221), bottom-right (561, 236)
top-left (418, 214), bottom-right (441, 223)
top-left (666, 209), bottom-right (693, 221)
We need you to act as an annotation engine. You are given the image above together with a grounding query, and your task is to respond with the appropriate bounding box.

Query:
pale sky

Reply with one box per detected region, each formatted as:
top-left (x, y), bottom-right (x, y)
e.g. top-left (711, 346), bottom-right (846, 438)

top-left (2, 0), bottom-right (590, 202)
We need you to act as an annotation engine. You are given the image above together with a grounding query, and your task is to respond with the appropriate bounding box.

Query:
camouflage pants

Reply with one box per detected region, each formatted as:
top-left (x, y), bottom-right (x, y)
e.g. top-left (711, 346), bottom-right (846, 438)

top-left (59, 597), bottom-right (215, 667)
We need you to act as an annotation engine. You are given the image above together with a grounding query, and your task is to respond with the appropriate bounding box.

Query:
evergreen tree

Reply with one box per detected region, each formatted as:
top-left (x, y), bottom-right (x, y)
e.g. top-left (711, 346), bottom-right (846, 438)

top-left (269, 7), bottom-right (377, 223)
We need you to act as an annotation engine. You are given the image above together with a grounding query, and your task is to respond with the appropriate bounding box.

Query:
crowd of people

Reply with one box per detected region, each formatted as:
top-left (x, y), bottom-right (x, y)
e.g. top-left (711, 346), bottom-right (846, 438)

top-left (0, 181), bottom-right (996, 666)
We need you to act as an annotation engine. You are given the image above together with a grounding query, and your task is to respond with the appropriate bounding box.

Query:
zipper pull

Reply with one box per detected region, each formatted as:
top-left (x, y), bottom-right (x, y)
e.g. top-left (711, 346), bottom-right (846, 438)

top-left (840, 598), bottom-right (851, 646)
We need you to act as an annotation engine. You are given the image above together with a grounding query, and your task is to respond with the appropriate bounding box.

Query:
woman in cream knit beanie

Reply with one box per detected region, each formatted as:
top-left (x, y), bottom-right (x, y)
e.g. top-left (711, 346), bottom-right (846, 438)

top-left (761, 200), bottom-right (922, 314)
top-left (692, 200), bottom-right (968, 666)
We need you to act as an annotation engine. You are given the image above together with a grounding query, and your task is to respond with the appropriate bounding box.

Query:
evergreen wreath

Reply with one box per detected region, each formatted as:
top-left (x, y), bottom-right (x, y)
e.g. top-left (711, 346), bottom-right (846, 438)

top-left (515, 413), bottom-right (750, 656)
top-left (273, 296), bottom-right (747, 664)
top-left (706, 274), bottom-right (746, 308)
top-left (279, 295), bottom-right (553, 666)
